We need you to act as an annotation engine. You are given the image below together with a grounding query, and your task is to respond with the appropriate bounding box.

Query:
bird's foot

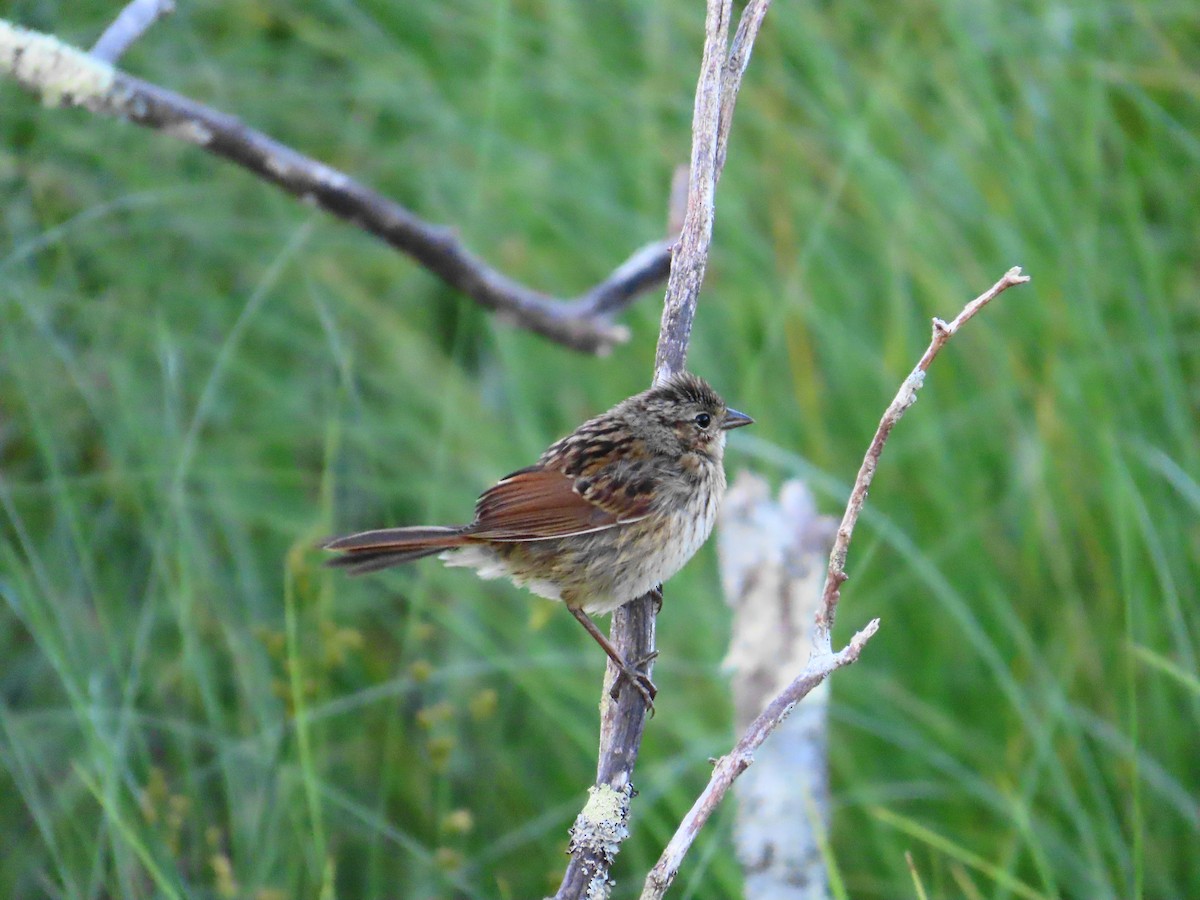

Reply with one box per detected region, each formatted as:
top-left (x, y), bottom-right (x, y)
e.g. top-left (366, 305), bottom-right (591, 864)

top-left (649, 584), bottom-right (664, 613)
top-left (609, 650), bottom-right (659, 715)
top-left (568, 605), bottom-right (659, 716)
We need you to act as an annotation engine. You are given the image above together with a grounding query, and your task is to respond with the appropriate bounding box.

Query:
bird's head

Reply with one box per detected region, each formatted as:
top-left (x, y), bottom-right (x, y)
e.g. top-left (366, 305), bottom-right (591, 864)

top-left (625, 372), bottom-right (753, 461)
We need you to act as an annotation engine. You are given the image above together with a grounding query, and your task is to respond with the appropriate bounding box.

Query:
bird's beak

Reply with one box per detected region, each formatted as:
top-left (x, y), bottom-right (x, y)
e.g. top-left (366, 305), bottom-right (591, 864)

top-left (722, 408), bottom-right (754, 430)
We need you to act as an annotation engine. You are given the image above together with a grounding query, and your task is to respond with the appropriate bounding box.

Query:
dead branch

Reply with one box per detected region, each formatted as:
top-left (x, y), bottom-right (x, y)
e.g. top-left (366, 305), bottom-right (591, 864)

top-left (813, 266), bottom-right (1032, 651)
top-left (90, 0), bottom-right (174, 63)
top-left (641, 624), bottom-right (878, 900)
top-left (554, 1), bottom-right (769, 897)
top-left (653, 0), bottom-right (735, 381)
top-left (639, 266), bottom-right (1030, 899)
top-left (0, 18), bottom-right (670, 354)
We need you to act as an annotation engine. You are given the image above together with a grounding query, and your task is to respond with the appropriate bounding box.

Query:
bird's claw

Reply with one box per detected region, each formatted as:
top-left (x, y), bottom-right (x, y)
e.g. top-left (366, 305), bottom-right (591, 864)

top-left (609, 653), bottom-right (659, 715)
top-left (649, 584), bottom-right (664, 613)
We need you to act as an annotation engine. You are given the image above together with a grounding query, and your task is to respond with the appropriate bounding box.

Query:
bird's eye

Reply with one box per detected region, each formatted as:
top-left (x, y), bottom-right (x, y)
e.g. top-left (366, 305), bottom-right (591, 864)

top-left (694, 413), bottom-right (712, 428)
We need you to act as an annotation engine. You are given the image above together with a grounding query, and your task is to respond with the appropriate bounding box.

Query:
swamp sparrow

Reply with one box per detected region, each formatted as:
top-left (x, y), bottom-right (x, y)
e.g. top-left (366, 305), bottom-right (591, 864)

top-left (324, 372), bottom-right (753, 705)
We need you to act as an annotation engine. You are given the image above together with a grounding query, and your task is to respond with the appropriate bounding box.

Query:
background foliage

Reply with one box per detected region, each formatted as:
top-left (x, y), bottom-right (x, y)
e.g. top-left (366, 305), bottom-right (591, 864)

top-left (2, 1), bottom-right (1197, 898)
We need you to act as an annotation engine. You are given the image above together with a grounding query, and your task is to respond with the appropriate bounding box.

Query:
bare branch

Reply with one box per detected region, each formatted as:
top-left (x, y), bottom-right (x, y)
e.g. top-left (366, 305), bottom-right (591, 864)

top-left (572, 238), bottom-right (674, 319)
top-left (640, 620), bottom-right (879, 900)
top-left (0, 19), bottom-right (669, 355)
top-left (814, 266), bottom-right (1031, 651)
top-left (651, 0), bottom-right (770, 380)
top-left (653, 0), bottom-right (734, 381)
top-left (639, 266), bottom-right (1030, 898)
top-left (716, 0), bottom-right (771, 178)
top-left (90, 0), bottom-right (174, 63)
top-left (558, 0), bottom-right (770, 894)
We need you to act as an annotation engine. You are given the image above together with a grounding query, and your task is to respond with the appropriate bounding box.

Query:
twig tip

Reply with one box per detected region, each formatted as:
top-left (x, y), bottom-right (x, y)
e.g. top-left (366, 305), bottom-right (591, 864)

top-left (842, 618), bottom-right (881, 659)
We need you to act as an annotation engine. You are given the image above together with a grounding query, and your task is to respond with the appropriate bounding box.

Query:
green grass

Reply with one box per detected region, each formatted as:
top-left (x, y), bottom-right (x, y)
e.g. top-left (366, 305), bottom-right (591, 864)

top-left (1, 0), bottom-right (1197, 897)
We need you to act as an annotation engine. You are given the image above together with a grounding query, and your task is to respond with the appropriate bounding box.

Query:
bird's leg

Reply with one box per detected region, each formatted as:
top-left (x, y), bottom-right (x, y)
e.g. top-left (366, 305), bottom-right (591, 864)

top-left (568, 606), bottom-right (657, 713)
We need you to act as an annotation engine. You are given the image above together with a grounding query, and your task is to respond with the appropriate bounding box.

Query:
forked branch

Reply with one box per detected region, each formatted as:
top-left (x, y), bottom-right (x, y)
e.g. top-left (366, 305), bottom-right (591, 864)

top-left (639, 266), bottom-right (1030, 899)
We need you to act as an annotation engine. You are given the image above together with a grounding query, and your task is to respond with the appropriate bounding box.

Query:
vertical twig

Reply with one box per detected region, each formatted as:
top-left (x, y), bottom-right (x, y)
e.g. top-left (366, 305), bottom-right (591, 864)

top-left (554, 1), bottom-right (770, 896)
top-left (715, 0), bottom-right (771, 178)
top-left (652, 0), bottom-right (734, 382)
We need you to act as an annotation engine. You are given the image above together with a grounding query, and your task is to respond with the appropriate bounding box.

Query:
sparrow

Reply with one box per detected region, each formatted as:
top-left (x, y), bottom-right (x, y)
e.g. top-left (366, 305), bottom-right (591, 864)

top-left (324, 372), bottom-right (752, 706)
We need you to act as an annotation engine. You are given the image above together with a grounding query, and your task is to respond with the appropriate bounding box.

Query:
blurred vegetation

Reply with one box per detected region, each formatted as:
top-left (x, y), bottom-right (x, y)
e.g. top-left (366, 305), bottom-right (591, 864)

top-left (1, 1), bottom-right (1197, 898)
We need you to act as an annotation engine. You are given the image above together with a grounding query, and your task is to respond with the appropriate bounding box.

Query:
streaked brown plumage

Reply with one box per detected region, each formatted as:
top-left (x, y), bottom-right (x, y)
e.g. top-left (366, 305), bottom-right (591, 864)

top-left (323, 372), bottom-right (752, 704)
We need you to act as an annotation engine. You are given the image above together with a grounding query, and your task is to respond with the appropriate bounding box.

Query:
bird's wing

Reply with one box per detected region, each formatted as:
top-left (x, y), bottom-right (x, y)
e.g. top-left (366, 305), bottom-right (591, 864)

top-left (467, 463), bottom-right (654, 542)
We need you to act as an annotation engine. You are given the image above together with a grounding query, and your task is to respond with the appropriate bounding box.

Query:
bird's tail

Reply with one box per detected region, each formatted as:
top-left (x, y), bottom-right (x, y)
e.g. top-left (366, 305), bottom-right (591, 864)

top-left (322, 526), bottom-right (469, 575)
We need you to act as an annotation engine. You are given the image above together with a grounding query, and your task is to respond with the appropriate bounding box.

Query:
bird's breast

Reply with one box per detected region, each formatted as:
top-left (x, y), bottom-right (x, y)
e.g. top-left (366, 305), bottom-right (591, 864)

top-left (635, 461), bottom-right (724, 585)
